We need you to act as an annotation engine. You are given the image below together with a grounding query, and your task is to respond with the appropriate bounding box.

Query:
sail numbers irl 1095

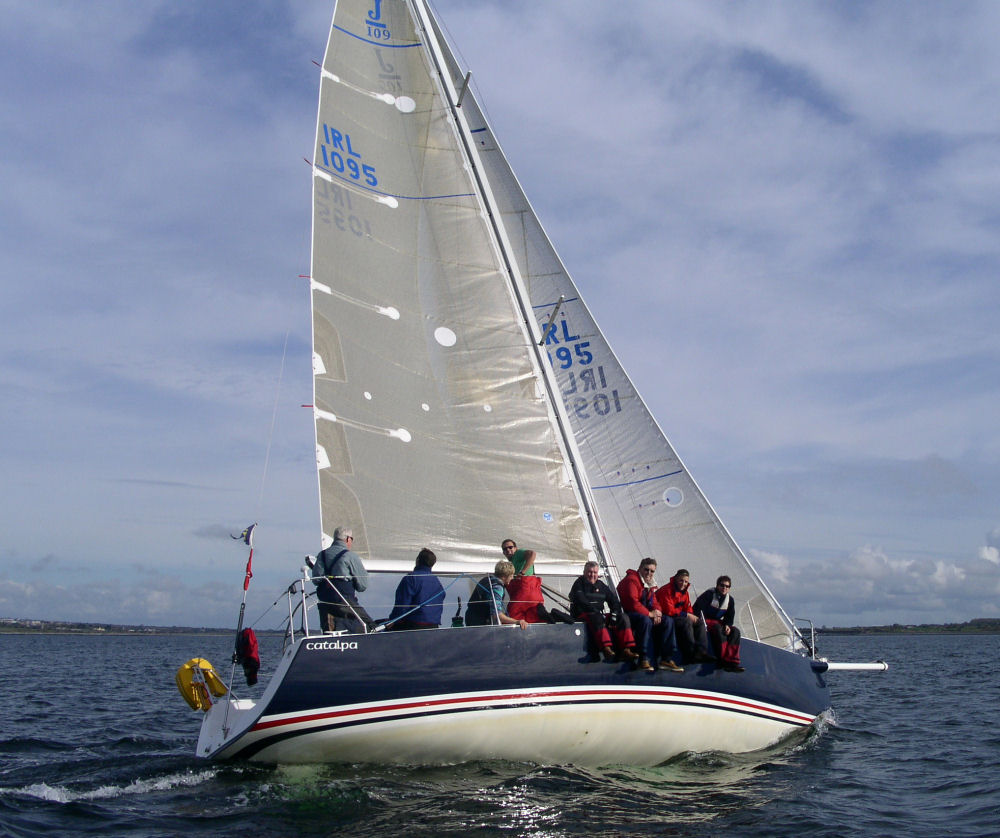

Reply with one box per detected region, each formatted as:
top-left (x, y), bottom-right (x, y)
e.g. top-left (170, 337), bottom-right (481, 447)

top-left (542, 317), bottom-right (623, 421)
top-left (321, 124), bottom-right (378, 187)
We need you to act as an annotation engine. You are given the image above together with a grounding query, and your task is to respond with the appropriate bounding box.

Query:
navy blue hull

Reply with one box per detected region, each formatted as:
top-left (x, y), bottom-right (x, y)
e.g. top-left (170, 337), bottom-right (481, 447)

top-left (211, 624), bottom-right (829, 764)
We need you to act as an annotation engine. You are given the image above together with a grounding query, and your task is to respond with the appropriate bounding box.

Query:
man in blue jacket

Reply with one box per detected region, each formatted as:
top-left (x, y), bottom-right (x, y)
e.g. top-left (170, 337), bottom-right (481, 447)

top-left (388, 548), bottom-right (445, 630)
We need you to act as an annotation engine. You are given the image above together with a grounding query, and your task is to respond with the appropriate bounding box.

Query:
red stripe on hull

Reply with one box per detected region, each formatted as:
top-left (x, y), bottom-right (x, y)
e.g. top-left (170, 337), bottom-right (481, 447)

top-left (252, 687), bottom-right (815, 734)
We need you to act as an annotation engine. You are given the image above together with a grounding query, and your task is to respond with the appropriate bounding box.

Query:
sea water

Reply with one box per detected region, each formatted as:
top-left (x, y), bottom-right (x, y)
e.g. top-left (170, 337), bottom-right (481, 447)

top-left (0, 633), bottom-right (996, 837)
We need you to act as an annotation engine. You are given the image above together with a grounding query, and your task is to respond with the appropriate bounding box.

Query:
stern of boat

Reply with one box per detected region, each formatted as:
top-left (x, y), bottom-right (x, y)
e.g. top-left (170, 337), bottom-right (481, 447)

top-left (197, 697), bottom-right (259, 758)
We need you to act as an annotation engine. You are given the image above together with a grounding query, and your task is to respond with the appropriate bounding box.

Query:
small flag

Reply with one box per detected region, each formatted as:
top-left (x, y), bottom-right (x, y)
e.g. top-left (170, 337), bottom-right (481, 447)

top-left (231, 523), bottom-right (256, 591)
top-left (242, 550), bottom-right (254, 591)
top-left (232, 523), bottom-right (256, 547)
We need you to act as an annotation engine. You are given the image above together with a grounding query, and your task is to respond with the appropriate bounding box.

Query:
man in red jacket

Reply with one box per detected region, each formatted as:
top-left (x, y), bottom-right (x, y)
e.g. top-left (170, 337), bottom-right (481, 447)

top-left (653, 568), bottom-right (713, 663)
top-left (617, 558), bottom-right (683, 672)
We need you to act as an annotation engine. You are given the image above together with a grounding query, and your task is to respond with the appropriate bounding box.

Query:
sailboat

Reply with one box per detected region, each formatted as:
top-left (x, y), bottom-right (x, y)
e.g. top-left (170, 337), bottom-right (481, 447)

top-left (187, 0), bottom-right (884, 765)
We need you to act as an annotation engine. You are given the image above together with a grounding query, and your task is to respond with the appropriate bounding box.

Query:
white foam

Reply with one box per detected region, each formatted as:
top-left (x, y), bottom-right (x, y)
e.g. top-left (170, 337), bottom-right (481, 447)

top-left (6, 769), bottom-right (218, 804)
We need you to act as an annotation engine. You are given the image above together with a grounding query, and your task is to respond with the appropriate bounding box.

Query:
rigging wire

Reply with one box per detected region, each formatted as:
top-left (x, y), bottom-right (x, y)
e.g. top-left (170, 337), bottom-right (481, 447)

top-left (256, 331), bottom-right (290, 515)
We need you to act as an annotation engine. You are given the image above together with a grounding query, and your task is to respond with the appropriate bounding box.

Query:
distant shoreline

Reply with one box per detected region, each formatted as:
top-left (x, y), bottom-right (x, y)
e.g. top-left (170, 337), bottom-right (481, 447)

top-left (0, 618), bottom-right (280, 636)
top-left (818, 621), bottom-right (1000, 636)
top-left (0, 631), bottom-right (237, 636)
top-left (3, 617), bottom-right (998, 636)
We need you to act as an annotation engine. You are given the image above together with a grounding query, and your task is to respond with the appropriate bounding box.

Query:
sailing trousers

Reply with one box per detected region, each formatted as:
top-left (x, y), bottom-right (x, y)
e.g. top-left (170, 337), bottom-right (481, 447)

top-left (705, 619), bottom-right (742, 665)
top-left (579, 612), bottom-right (636, 656)
top-left (318, 600), bottom-right (376, 634)
top-left (673, 614), bottom-right (710, 662)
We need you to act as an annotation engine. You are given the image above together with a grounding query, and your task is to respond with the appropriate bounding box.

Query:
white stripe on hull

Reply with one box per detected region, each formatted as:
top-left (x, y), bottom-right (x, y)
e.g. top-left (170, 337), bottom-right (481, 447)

top-left (250, 702), bottom-right (805, 765)
top-left (220, 686), bottom-right (815, 765)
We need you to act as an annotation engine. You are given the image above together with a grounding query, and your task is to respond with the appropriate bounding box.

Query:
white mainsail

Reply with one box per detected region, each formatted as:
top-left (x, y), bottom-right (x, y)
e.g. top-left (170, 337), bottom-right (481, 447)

top-left (311, 0), bottom-right (798, 648)
top-left (310, 0), bottom-right (594, 576)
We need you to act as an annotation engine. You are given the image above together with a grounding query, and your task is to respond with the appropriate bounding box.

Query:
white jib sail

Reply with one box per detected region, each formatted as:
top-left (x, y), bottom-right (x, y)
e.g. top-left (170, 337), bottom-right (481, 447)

top-left (424, 5), bottom-right (799, 649)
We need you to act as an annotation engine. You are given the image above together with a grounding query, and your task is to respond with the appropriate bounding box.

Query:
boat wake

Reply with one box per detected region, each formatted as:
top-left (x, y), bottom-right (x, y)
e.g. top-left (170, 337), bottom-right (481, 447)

top-left (2, 769), bottom-right (220, 804)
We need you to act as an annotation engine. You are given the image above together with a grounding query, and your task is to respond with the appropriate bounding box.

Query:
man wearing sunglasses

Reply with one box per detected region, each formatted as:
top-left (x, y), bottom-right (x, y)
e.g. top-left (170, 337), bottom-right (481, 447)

top-left (500, 538), bottom-right (536, 576)
top-left (694, 575), bottom-right (745, 672)
top-left (617, 557), bottom-right (683, 672)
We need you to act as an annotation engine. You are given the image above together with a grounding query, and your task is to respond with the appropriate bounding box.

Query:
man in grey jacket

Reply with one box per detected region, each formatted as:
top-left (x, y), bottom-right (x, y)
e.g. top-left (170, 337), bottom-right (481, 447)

top-left (312, 526), bottom-right (376, 633)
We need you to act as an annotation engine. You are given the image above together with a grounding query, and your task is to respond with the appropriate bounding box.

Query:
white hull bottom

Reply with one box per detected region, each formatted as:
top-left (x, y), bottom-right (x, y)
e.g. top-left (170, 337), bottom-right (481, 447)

top-left (206, 685), bottom-right (815, 766)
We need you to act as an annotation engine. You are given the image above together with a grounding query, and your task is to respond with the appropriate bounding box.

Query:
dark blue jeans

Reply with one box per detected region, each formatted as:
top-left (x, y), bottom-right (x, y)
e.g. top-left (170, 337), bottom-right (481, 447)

top-left (627, 611), bottom-right (679, 664)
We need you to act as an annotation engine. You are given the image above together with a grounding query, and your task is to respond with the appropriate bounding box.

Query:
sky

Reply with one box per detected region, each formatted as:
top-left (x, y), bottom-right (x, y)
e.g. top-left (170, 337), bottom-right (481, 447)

top-left (1, 1), bottom-right (998, 631)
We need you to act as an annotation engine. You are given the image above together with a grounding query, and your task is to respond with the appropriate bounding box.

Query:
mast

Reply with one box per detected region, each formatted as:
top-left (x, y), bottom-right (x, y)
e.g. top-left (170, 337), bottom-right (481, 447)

top-left (408, 0), bottom-right (615, 580)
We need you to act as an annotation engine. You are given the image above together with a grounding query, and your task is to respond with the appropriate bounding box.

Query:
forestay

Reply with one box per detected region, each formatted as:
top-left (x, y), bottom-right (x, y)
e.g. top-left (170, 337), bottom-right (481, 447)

top-left (425, 7), bottom-right (798, 649)
top-left (310, 0), bottom-right (595, 577)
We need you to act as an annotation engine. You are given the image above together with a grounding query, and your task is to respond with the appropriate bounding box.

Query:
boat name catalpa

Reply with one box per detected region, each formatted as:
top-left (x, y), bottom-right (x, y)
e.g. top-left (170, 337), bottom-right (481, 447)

top-left (305, 640), bottom-right (359, 652)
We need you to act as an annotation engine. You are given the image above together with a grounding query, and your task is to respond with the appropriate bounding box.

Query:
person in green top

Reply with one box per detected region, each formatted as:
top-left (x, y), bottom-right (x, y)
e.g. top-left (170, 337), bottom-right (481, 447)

top-left (500, 538), bottom-right (536, 576)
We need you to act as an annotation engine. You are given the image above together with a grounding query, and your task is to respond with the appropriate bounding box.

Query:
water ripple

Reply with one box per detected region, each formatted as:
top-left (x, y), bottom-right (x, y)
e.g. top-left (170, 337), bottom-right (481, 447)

top-left (1, 633), bottom-right (999, 837)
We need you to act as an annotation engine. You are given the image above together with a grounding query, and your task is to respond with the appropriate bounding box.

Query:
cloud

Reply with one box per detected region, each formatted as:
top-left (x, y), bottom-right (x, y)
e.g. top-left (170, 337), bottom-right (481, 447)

top-left (748, 549), bottom-right (791, 586)
top-left (3, 569), bottom-right (251, 628)
top-left (28, 554), bottom-right (58, 574)
top-left (979, 528), bottom-right (1000, 565)
top-left (980, 548), bottom-right (1000, 565)
top-left (758, 542), bottom-right (1000, 626)
top-left (0, 580), bottom-right (38, 610)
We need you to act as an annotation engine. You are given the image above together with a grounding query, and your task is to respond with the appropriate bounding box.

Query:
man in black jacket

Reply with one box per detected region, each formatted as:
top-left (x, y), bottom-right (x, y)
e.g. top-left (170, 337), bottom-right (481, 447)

top-left (693, 575), bottom-right (745, 672)
top-left (569, 561), bottom-right (638, 663)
